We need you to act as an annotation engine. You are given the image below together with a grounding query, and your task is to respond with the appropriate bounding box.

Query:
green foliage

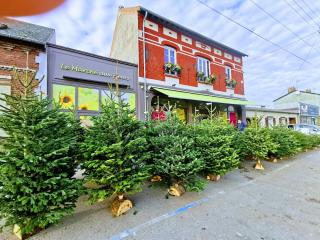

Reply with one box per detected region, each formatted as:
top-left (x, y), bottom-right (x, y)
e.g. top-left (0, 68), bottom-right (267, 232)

top-left (81, 99), bottom-right (150, 203)
top-left (144, 116), bottom-right (205, 191)
top-left (235, 124), bottom-right (278, 161)
top-left (291, 131), bottom-right (320, 150)
top-left (266, 127), bottom-right (299, 158)
top-left (0, 93), bottom-right (82, 236)
top-left (191, 118), bottom-right (239, 176)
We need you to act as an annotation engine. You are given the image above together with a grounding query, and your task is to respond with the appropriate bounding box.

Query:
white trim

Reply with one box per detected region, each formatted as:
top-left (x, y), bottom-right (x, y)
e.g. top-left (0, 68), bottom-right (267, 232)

top-left (195, 41), bottom-right (211, 52)
top-left (138, 76), bottom-right (245, 99)
top-left (224, 53), bottom-right (232, 59)
top-left (214, 48), bottom-right (222, 56)
top-left (138, 32), bottom-right (242, 69)
top-left (181, 35), bottom-right (192, 44)
top-left (139, 38), bottom-right (243, 73)
top-left (145, 20), bottom-right (158, 32)
top-left (0, 75), bottom-right (11, 80)
top-left (139, 30), bottom-right (243, 67)
top-left (163, 27), bottom-right (177, 39)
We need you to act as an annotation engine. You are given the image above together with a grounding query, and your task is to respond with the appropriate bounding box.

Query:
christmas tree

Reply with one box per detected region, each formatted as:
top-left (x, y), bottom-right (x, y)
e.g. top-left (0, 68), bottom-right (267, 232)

top-left (192, 118), bottom-right (240, 177)
top-left (0, 70), bottom-right (82, 237)
top-left (81, 97), bottom-right (150, 207)
top-left (145, 116), bottom-right (205, 193)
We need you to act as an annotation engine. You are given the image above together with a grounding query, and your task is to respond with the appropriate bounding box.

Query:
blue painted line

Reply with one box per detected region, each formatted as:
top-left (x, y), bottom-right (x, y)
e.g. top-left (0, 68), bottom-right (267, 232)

top-left (109, 197), bottom-right (210, 240)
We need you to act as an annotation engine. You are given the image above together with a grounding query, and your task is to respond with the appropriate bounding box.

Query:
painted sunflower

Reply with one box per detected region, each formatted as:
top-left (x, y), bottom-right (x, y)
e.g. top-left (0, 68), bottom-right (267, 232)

top-left (59, 94), bottom-right (73, 108)
top-left (79, 104), bottom-right (89, 110)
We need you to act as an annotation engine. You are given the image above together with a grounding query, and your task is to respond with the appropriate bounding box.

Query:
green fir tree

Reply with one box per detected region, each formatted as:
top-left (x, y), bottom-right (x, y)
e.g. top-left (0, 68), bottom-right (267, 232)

top-left (0, 71), bottom-right (82, 236)
top-left (81, 98), bottom-right (150, 203)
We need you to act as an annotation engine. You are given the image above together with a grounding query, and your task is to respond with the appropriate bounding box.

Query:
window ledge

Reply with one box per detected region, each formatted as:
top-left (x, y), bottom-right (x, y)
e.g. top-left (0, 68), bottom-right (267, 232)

top-left (165, 73), bottom-right (179, 78)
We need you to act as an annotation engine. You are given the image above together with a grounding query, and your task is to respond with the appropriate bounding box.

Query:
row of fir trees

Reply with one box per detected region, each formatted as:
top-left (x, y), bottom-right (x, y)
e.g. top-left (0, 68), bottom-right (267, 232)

top-left (1, 74), bottom-right (320, 238)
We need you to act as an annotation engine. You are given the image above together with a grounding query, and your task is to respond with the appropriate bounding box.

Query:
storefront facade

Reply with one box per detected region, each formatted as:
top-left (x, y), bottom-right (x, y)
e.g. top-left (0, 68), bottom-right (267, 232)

top-left (44, 44), bottom-right (139, 123)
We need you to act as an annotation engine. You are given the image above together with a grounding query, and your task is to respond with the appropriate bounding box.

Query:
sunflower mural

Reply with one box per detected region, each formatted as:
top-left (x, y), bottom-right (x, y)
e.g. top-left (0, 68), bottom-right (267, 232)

top-left (53, 84), bottom-right (75, 109)
top-left (78, 87), bottom-right (99, 111)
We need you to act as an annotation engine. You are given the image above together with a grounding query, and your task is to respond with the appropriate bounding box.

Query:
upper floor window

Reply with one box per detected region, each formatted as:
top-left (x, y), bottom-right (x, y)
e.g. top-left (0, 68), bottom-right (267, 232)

top-left (225, 66), bottom-right (232, 80)
top-left (197, 57), bottom-right (210, 77)
top-left (164, 46), bottom-right (176, 64)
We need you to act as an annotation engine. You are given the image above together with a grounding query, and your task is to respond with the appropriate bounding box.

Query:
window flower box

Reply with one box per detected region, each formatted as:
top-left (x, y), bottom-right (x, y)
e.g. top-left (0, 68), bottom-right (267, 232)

top-left (225, 78), bottom-right (237, 89)
top-left (197, 71), bottom-right (216, 85)
top-left (164, 63), bottom-right (181, 75)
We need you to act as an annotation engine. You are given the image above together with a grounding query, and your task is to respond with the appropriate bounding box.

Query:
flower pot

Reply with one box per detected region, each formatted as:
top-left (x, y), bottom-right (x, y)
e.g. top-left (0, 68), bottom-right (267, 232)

top-left (168, 183), bottom-right (185, 197)
top-left (111, 194), bottom-right (133, 217)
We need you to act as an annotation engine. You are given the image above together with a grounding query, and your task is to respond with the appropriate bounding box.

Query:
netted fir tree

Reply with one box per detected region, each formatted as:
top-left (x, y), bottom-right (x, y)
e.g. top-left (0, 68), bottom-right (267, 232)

top-left (0, 70), bottom-right (82, 237)
top-left (81, 94), bottom-right (150, 203)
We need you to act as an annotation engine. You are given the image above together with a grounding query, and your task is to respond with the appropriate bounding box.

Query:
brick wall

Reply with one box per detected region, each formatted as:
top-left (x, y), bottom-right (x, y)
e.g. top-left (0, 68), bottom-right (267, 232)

top-left (137, 13), bottom-right (245, 95)
top-left (0, 39), bottom-right (42, 95)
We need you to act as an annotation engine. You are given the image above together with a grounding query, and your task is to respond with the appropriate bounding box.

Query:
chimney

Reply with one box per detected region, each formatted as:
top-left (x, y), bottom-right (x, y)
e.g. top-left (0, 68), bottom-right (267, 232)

top-left (288, 86), bottom-right (296, 93)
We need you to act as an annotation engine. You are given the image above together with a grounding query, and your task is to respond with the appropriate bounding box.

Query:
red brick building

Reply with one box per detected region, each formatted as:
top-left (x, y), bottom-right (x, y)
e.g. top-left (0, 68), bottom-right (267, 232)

top-left (110, 6), bottom-right (251, 123)
top-left (0, 17), bottom-right (55, 96)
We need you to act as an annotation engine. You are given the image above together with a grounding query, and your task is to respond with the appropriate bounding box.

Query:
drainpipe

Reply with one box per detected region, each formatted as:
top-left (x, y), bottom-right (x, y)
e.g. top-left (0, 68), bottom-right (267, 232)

top-left (143, 10), bottom-right (148, 120)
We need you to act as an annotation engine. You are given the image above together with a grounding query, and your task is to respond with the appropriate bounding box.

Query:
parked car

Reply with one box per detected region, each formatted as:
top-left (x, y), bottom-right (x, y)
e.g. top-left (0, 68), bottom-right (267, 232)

top-left (292, 124), bottom-right (320, 135)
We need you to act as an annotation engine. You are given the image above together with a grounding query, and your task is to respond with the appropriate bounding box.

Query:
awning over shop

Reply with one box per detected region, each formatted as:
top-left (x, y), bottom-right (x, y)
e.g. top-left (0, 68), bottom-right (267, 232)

top-left (153, 88), bottom-right (254, 105)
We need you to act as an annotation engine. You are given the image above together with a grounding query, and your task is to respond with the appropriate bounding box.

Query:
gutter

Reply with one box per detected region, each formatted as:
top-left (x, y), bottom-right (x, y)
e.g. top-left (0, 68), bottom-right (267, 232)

top-left (143, 10), bottom-right (148, 120)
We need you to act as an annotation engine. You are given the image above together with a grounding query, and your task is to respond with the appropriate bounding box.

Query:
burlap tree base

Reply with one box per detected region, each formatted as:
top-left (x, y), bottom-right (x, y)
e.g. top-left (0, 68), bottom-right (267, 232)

top-left (111, 195), bottom-right (133, 217)
top-left (207, 174), bottom-right (221, 181)
top-left (168, 183), bottom-right (186, 196)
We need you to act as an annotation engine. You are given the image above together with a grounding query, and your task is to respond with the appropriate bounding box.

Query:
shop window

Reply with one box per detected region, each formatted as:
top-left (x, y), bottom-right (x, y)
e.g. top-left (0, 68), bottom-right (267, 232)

top-left (279, 117), bottom-right (287, 125)
top-left (53, 84), bottom-right (75, 109)
top-left (265, 116), bottom-right (275, 128)
top-left (164, 46), bottom-right (176, 64)
top-left (78, 87), bottom-right (99, 111)
top-left (122, 92), bottom-right (136, 110)
top-left (197, 57), bottom-right (210, 77)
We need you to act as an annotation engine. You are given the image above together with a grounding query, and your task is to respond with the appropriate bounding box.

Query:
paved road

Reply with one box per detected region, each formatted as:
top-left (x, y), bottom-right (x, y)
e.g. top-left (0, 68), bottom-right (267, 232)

top-left (2, 150), bottom-right (320, 240)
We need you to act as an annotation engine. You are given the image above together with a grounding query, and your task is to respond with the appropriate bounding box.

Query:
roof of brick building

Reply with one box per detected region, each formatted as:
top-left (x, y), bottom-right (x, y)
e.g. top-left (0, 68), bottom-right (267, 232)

top-left (0, 17), bottom-right (55, 45)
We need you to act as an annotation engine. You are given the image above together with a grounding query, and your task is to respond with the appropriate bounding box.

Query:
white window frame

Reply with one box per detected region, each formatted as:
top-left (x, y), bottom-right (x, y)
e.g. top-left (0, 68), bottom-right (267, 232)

top-left (164, 46), bottom-right (176, 64)
top-left (197, 57), bottom-right (210, 77)
top-left (225, 66), bottom-right (232, 80)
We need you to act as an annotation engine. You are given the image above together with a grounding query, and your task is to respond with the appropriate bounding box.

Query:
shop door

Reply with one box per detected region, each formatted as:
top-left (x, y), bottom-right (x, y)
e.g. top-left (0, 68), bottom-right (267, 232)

top-left (229, 112), bottom-right (237, 127)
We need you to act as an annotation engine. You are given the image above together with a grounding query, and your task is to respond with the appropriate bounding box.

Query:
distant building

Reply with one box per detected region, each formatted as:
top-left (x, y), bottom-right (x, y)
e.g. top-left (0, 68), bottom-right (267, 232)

top-left (246, 106), bottom-right (299, 127)
top-left (110, 6), bottom-right (252, 123)
top-left (273, 88), bottom-right (320, 125)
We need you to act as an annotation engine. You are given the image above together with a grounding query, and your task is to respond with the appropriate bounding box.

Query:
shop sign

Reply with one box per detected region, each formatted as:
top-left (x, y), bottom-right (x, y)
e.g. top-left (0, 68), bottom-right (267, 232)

top-left (60, 63), bottom-right (129, 81)
top-left (300, 103), bottom-right (319, 116)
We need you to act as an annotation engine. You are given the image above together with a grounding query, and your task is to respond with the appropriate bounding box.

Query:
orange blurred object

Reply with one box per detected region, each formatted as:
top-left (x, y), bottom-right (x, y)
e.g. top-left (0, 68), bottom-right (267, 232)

top-left (0, 0), bottom-right (65, 16)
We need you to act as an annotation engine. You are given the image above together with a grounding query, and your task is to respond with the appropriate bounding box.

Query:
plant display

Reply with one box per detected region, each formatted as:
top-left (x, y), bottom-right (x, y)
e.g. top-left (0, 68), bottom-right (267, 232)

top-left (225, 78), bottom-right (237, 88)
top-left (144, 116), bottom-right (205, 192)
top-left (291, 131), bottom-right (320, 150)
top-left (234, 124), bottom-right (278, 161)
top-left (164, 62), bottom-right (182, 75)
top-left (197, 72), bottom-right (217, 84)
top-left (192, 118), bottom-right (240, 176)
top-left (81, 99), bottom-right (150, 204)
top-left (0, 73), bottom-right (82, 237)
top-left (266, 127), bottom-right (299, 158)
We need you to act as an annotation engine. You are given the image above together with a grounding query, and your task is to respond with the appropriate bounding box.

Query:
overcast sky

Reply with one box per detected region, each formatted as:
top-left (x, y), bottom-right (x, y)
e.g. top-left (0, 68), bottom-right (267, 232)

top-left (17, 0), bottom-right (320, 106)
